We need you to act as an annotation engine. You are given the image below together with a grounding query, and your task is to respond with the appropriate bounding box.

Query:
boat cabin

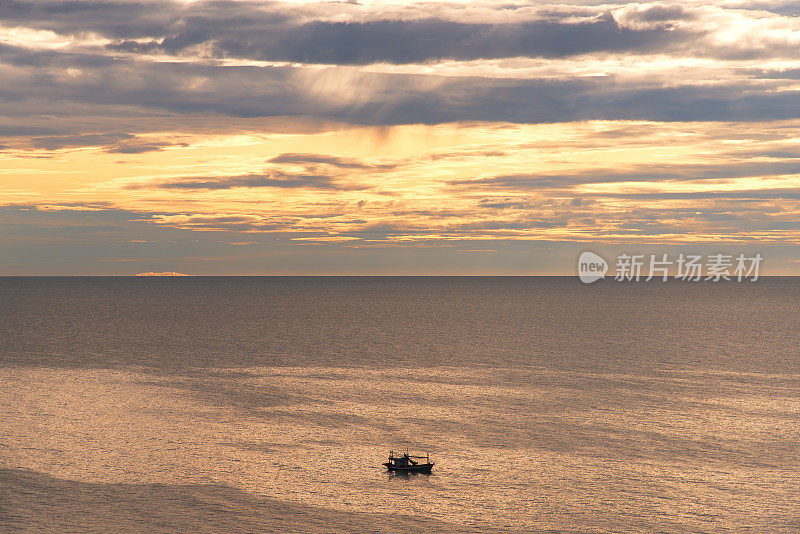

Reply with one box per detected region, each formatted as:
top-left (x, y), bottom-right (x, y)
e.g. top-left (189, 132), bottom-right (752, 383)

top-left (384, 450), bottom-right (434, 473)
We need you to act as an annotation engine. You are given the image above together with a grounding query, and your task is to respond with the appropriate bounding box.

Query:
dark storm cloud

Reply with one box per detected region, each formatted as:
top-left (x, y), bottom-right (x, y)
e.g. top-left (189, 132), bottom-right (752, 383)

top-left (6, 0), bottom-right (798, 73)
top-left (161, 16), bottom-right (689, 65)
top-left (2, 37), bottom-right (800, 128)
top-left (0, 45), bottom-right (297, 120)
top-left (0, 1), bottom-right (691, 64)
top-left (0, 0), bottom-right (239, 41)
top-left (1, 4), bottom-right (800, 131)
top-left (135, 172), bottom-right (364, 191)
top-left (0, 42), bottom-right (117, 69)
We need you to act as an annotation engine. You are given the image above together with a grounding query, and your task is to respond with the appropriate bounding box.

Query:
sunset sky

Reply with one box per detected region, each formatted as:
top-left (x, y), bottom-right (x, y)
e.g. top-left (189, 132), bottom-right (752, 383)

top-left (1, 0), bottom-right (799, 274)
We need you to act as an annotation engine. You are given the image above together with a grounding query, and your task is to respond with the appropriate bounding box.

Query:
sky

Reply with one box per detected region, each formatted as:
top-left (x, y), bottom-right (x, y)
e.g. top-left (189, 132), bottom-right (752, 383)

top-left (1, 0), bottom-right (799, 275)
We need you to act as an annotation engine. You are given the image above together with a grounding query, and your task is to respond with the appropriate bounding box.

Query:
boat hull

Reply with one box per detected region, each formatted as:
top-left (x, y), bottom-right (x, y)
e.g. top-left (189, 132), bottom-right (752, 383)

top-left (383, 462), bottom-right (434, 473)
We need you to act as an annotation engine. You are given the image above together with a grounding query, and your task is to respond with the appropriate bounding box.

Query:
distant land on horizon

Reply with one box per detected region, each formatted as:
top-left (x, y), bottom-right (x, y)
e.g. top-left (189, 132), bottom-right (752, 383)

top-left (136, 272), bottom-right (192, 277)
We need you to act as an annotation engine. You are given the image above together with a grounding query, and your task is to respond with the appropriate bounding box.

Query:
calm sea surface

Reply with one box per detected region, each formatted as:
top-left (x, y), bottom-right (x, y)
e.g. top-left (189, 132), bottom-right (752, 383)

top-left (1, 277), bottom-right (800, 532)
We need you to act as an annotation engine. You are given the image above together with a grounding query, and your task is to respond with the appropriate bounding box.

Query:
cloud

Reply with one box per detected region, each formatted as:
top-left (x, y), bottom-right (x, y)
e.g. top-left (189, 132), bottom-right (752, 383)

top-left (137, 213), bottom-right (298, 232)
top-left (617, 4), bottom-right (698, 25)
top-left (25, 131), bottom-right (187, 154)
top-left (454, 218), bottom-right (562, 231)
top-left (3, 0), bottom-right (797, 69)
top-left (2, 1), bottom-right (689, 64)
top-left (106, 142), bottom-right (187, 154)
top-left (30, 133), bottom-right (134, 150)
top-left (135, 171), bottom-right (365, 191)
top-left (425, 149), bottom-right (507, 161)
top-left (4, 0), bottom-right (800, 275)
top-left (268, 153), bottom-right (369, 168)
top-left (587, 188), bottom-right (800, 200)
top-left (152, 16), bottom-right (689, 65)
top-left (451, 160), bottom-right (800, 191)
top-left (105, 144), bottom-right (163, 154)
top-left (478, 199), bottom-right (537, 210)
top-left (4, 30), bottom-right (800, 132)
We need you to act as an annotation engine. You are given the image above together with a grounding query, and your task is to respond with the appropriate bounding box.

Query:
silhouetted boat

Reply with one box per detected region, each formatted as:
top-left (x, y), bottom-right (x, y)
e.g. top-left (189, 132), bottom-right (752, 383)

top-left (383, 451), bottom-right (434, 473)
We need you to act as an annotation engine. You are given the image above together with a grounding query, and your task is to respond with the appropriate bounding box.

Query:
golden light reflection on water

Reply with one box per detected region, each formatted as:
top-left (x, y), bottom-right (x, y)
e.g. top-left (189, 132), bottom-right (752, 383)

top-left (2, 366), bottom-right (800, 531)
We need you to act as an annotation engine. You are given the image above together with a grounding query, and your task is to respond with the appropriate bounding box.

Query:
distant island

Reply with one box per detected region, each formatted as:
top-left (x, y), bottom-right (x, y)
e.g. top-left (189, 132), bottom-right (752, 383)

top-left (135, 272), bottom-right (191, 277)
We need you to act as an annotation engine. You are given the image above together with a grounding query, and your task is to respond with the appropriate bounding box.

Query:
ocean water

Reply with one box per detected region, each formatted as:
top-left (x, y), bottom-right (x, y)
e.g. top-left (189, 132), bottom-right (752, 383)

top-left (1, 276), bottom-right (799, 532)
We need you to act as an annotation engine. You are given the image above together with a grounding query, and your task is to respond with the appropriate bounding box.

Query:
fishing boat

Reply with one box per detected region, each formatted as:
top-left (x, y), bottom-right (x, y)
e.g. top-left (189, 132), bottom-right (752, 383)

top-left (383, 451), bottom-right (434, 473)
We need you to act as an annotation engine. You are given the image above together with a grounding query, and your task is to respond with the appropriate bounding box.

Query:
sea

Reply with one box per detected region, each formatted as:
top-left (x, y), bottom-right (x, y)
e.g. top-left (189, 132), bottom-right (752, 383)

top-left (1, 276), bottom-right (799, 532)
